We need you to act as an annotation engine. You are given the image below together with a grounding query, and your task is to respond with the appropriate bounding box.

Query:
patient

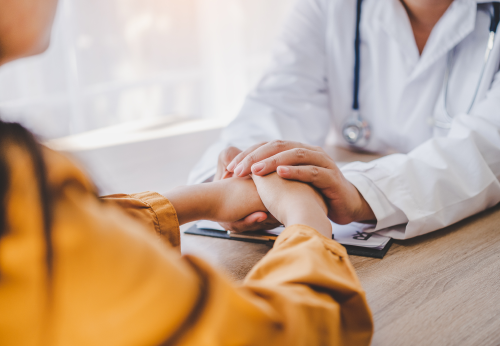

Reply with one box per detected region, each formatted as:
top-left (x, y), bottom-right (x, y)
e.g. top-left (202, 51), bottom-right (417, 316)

top-left (0, 0), bottom-right (372, 345)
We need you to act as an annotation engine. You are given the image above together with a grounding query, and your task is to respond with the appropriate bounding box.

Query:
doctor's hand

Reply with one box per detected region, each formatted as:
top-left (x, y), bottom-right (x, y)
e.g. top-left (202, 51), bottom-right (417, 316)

top-left (215, 146), bottom-right (242, 181)
top-left (227, 140), bottom-right (376, 225)
top-left (214, 145), bottom-right (281, 232)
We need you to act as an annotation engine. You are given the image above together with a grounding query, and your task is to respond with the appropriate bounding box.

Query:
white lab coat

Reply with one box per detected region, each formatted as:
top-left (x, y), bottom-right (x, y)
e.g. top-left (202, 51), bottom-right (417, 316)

top-left (188, 0), bottom-right (500, 239)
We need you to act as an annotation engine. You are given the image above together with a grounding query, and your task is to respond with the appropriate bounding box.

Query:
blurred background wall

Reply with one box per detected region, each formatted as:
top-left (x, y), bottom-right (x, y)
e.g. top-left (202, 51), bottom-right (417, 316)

top-left (0, 0), bottom-right (293, 140)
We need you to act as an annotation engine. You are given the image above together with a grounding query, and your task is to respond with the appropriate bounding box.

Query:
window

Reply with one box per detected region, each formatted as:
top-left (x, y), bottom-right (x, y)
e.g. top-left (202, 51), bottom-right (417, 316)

top-left (0, 0), bottom-right (293, 140)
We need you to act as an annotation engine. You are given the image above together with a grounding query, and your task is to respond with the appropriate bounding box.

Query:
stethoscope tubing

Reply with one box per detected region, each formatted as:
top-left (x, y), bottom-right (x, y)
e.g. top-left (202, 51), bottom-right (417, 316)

top-left (345, 2), bottom-right (500, 141)
top-left (438, 4), bottom-right (500, 129)
top-left (352, 0), bottom-right (363, 111)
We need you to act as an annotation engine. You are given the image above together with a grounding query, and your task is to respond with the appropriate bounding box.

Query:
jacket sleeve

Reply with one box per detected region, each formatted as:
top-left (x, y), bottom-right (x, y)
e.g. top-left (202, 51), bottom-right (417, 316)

top-left (54, 192), bottom-right (373, 346)
top-left (341, 69), bottom-right (500, 239)
top-left (188, 0), bottom-right (331, 184)
top-left (32, 154), bottom-right (372, 345)
top-left (169, 225), bottom-right (373, 346)
top-left (101, 192), bottom-right (180, 250)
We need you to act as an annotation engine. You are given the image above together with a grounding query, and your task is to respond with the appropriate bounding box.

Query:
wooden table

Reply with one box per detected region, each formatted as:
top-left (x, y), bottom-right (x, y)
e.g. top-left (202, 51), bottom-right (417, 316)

top-left (181, 147), bottom-right (500, 346)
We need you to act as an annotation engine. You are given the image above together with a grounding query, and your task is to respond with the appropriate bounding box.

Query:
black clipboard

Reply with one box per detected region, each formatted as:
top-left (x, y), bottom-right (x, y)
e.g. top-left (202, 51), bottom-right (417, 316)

top-left (185, 224), bottom-right (393, 259)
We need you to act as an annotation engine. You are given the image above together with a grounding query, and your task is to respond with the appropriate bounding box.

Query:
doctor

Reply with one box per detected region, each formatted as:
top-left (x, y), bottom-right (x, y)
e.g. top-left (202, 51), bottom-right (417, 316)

top-left (189, 0), bottom-right (500, 239)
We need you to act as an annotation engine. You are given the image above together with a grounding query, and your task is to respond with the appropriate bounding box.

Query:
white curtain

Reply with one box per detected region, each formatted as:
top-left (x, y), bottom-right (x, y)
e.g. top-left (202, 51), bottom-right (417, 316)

top-left (0, 0), bottom-right (293, 139)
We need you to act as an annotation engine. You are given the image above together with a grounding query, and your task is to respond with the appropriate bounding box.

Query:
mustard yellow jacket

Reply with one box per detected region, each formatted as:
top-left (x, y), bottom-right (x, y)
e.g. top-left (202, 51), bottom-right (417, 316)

top-left (0, 145), bottom-right (373, 345)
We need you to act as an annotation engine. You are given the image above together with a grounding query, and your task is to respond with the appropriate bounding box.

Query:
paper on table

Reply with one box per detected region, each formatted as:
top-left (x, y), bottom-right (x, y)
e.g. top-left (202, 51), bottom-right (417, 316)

top-left (196, 220), bottom-right (391, 249)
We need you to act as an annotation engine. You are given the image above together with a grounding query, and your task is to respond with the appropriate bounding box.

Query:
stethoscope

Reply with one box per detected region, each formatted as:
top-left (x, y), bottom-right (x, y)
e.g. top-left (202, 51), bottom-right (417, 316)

top-left (342, 0), bottom-right (500, 147)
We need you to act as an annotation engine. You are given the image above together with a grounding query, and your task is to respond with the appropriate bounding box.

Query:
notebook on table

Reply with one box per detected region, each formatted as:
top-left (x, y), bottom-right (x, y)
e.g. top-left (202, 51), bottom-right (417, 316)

top-left (185, 220), bottom-right (394, 259)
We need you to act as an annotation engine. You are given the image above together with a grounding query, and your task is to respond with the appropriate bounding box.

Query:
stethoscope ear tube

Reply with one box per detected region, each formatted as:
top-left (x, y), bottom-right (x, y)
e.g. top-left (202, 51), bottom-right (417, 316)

top-left (352, 0), bottom-right (363, 111)
top-left (490, 3), bottom-right (500, 32)
top-left (437, 3), bottom-right (500, 129)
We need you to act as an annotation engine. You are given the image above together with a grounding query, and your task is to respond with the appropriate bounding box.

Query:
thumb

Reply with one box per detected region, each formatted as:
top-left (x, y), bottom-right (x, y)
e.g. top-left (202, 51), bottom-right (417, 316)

top-left (226, 212), bottom-right (269, 233)
top-left (244, 212), bottom-right (268, 224)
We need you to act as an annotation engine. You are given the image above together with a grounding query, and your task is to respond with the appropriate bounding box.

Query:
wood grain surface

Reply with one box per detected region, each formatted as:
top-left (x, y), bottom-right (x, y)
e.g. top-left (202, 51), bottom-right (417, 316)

top-left (182, 205), bottom-right (500, 345)
top-left (352, 204), bottom-right (500, 346)
top-left (180, 147), bottom-right (500, 345)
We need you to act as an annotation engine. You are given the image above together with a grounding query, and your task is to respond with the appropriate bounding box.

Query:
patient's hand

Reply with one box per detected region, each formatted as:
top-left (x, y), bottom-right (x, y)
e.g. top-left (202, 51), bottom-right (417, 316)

top-left (252, 173), bottom-right (332, 238)
top-left (164, 177), bottom-right (268, 226)
top-left (209, 176), bottom-right (268, 223)
top-left (215, 146), bottom-right (282, 233)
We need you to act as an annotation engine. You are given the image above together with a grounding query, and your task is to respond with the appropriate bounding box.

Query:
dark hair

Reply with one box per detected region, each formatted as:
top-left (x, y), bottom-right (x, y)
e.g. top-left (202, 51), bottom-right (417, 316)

top-left (0, 120), bottom-right (53, 277)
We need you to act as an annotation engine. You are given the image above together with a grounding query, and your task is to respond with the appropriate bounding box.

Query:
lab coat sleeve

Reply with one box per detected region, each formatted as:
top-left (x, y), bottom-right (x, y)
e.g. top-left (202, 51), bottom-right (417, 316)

top-left (341, 71), bottom-right (500, 239)
top-left (342, 171), bottom-right (409, 231)
top-left (188, 0), bottom-right (331, 184)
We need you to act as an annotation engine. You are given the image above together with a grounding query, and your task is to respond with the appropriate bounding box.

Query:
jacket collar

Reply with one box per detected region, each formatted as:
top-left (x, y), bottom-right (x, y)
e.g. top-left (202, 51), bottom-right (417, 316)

top-left (377, 0), bottom-right (477, 81)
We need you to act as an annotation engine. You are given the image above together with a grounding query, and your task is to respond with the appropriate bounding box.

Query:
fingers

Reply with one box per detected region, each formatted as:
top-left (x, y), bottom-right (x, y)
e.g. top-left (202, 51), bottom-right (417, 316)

top-left (250, 148), bottom-right (335, 176)
top-left (219, 212), bottom-right (281, 233)
top-left (232, 140), bottom-right (322, 177)
top-left (277, 165), bottom-right (337, 190)
top-left (221, 171), bottom-right (233, 180)
top-left (222, 146), bottom-right (242, 166)
top-left (215, 146), bottom-right (242, 181)
top-left (227, 142), bottom-right (267, 173)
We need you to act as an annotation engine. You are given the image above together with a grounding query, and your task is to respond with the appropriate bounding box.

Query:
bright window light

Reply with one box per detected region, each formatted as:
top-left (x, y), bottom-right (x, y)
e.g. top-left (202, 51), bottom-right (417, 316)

top-left (0, 0), bottom-right (293, 140)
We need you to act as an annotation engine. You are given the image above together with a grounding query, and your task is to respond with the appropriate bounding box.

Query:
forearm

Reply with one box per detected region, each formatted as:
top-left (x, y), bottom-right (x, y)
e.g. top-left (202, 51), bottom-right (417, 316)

top-left (283, 201), bottom-right (332, 238)
top-left (162, 184), bottom-right (215, 225)
top-left (163, 178), bottom-right (266, 226)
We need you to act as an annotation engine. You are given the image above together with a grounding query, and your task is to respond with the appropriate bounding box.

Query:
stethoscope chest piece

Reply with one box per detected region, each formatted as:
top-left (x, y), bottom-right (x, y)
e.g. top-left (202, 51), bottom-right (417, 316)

top-left (342, 110), bottom-right (371, 147)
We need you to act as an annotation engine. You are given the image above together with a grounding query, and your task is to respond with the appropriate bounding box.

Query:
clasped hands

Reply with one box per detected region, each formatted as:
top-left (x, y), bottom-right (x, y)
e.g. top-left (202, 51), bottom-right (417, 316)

top-left (214, 140), bottom-right (376, 233)
top-left (166, 140), bottom-right (375, 239)
top-left (166, 170), bottom-right (332, 238)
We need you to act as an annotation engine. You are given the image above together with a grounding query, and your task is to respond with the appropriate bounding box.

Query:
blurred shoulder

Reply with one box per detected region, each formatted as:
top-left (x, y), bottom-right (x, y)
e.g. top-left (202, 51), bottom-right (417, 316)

top-left (42, 146), bottom-right (97, 195)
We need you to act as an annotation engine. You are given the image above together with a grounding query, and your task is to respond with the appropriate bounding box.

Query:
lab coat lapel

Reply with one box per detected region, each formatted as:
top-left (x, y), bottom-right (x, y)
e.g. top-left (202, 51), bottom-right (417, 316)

top-left (378, 0), bottom-right (477, 81)
top-left (377, 0), bottom-right (420, 66)
top-left (410, 0), bottom-right (477, 80)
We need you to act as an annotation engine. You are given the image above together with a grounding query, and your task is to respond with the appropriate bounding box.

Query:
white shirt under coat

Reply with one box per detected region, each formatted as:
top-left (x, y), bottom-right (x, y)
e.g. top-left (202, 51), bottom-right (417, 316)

top-left (188, 0), bottom-right (500, 239)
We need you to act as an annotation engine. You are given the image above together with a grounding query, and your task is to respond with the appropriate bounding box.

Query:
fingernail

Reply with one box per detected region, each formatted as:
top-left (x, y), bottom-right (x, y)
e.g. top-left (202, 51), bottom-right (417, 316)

top-left (252, 162), bottom-right (265, 173)
top-left (278, 166), bottom-right (290, 175)
top-left (227, 161), bottom-right (236, 172)
top-left (257, 216), bottom-right (266, 222)
top-left (234, 164), bottom-right (243, 176)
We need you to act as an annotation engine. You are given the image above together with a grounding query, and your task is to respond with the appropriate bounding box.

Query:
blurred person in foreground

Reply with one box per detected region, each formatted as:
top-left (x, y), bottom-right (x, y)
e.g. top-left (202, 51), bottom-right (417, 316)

top-left (0, 0), bottom-right (372, 345)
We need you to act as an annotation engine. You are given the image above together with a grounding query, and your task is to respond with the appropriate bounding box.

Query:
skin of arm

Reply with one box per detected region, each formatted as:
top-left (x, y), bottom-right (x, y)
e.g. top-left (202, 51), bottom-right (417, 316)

top-left (229, 141), bottom-right (375, 225)
top-left (214, 146), bottom-right (282, 232)
top-left (163, 176), bottom-right (268, 226)
top-left (252, 173), bottom-right (332, 238)
top-left (163, 171), bottom-right (332, 239)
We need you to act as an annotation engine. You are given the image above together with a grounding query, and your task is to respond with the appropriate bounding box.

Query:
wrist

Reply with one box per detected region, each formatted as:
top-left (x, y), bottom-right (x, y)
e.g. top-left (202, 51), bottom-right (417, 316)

top-left (353, 191), bottom-right (376, 223)
top-left (200, 177), bottom-right (266, 223)
top-left (345, 180), bottom-right (376, 223)
top-left (163, 184), bottom-right (216, 225)
top-left (282, 201), bottom-right (332, 238)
